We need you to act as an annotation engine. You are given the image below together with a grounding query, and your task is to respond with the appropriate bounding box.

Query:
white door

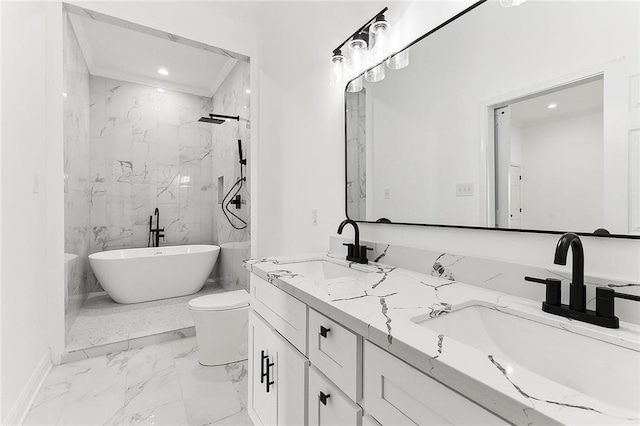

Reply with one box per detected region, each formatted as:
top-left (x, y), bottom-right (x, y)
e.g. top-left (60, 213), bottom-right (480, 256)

top-left (494, 106), bottom-right (511, 228)
top-left (509, 165), bottom-right (522, 228)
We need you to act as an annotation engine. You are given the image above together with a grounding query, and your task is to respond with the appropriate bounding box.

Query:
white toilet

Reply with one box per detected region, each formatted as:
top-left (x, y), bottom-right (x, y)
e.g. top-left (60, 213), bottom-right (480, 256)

top-left (188, 289), bottom-right (250, 366)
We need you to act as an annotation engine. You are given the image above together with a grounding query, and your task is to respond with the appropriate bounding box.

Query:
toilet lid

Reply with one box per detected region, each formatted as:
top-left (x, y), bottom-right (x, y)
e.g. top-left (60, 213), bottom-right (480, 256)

top-left (188, 290), bottom-right (250, 311)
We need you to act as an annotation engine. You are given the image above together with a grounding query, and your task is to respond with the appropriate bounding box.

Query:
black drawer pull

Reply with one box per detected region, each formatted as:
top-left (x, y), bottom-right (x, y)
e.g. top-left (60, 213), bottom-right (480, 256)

top-left (266, 357), bottom-right (275, 393)
top-left (320, 326), bottom-right (331, 338)
top-left (319, 392), bottom-right (330, 405)
top-left (260, 350), bottom-right (268, 383)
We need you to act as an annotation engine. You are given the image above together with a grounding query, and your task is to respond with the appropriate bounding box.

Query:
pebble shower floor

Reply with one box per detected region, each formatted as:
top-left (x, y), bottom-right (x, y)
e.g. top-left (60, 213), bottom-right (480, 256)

top-left (24, 337), bottom-right (252, 425)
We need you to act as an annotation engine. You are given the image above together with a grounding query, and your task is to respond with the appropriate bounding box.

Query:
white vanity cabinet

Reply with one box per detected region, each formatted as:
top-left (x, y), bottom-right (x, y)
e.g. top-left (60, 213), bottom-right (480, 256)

top-left (248, 270), bottom-right (505, 426)
top-left (248, 310), bottom-right (309, 426)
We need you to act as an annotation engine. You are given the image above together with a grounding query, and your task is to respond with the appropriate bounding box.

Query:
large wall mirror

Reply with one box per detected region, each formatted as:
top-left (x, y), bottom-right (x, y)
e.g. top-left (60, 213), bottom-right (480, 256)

top-left (345, 0), bottom-right (640, 238)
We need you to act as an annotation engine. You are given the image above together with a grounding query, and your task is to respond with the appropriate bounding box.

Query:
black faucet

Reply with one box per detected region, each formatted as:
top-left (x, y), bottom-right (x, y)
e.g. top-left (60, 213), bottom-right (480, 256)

top-left (554, 232), bottom-right (585, 312)
top-left (337, 219), bottom-right (371, 264)
top-left (525, 232), bottom-right (640, 328)
top-left (149, 208), bottom-right (165, 248)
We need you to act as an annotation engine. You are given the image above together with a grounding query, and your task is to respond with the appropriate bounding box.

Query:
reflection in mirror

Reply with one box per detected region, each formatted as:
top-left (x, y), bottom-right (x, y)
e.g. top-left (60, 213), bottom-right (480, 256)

top-left (495, 76), bottom-right (604, 232)
top-left (345, 0), bottom-right (640, 237)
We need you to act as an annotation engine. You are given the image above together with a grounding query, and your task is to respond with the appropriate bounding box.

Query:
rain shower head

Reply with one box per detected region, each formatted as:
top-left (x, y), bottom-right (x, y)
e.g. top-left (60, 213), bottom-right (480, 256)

top-left (198, 113), bottom-right (240, 124)
top-left (198, 116), bottom-right (225, 124)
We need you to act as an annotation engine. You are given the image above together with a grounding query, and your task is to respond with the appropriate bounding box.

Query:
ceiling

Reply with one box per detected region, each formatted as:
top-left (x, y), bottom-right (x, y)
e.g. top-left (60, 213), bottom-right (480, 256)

top-left (510, 78), bottom-right (604, 127)
top-left (68, 12), bottom-right (240, 97)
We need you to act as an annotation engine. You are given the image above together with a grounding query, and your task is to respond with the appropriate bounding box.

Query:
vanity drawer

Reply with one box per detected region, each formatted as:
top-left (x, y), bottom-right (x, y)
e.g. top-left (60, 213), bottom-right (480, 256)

top-left (363, 341), bottom-right (508, 425)
top-left (308, 308), bottom-right (362, 401)
top-left (250, 273), bottom-right (307, 355)
top-left (308, 365), bottom-right (362, 426)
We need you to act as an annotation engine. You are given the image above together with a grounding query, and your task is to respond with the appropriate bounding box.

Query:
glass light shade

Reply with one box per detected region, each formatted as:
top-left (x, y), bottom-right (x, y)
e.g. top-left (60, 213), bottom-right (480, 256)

top-left (346, 75), bottom-right (364, 93)
top-left (330, 54), bottom-right (346, 88)
top-left (348, 34), bottom-right (368, 51)
top-left (499, 0), bottom-right (527, 6)
top-left (365, 63), bottom-right (385, 83)
top-left (387, 49), bottom-right (409, 70)
top-left (370, 19), bottom-right (390, 35)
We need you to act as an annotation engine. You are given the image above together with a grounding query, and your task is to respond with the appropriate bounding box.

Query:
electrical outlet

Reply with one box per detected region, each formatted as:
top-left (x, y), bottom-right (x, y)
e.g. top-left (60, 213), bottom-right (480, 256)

top-left (456, 183), bottom-right (474, 197)
top-left (384, 188), bottom-right (391, 199)
top-left (311, 209), bottom-right (318, 226)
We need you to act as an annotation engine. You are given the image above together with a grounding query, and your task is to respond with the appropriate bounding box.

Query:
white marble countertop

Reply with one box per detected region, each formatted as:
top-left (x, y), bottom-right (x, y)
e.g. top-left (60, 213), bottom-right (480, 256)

top-left (245, 252), bottom-right (640, 426)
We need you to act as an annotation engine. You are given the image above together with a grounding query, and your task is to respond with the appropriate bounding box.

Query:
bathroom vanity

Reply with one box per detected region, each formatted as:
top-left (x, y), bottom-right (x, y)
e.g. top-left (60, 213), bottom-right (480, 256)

top-left (244, 254), bottom-right (640, 425)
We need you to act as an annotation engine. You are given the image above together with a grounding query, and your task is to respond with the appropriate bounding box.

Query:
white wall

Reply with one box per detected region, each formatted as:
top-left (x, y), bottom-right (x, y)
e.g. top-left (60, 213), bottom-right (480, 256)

top-left (520, 111), bottom-right (604, 231)
top-left (0, 1), bottom-right (54, 421)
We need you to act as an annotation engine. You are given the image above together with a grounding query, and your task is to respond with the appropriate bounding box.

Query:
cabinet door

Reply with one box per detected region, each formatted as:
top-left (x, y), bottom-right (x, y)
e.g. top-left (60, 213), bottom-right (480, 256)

top-left (273, 325), bottom-right (309, 425)
top-left (308, 366), bottom-right (362, 426)
top-left (249, 310), bottom-right (277, 426)
top-left (363, 341), bottom-right (508, 425)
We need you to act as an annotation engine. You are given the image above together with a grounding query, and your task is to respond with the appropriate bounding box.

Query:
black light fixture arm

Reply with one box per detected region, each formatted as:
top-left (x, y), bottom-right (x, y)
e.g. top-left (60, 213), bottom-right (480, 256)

top-left (333, 7), bottom-right (388, 54)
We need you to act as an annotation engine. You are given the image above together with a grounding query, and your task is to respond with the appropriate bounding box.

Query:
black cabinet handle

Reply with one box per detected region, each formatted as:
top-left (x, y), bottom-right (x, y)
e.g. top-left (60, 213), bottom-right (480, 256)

top-left (320, 326), bottom-right (330, 338)
top-left (319, 392), bottom-right (330, 406)
top-left (266, 357), bottom-right (275, 393)
top-left (260, 350), bottom-right (268, 384)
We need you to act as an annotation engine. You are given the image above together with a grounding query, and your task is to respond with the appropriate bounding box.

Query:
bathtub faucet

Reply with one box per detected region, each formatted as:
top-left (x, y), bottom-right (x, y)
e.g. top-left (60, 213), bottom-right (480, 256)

top-left (150, 208), bottom-right (165, 247)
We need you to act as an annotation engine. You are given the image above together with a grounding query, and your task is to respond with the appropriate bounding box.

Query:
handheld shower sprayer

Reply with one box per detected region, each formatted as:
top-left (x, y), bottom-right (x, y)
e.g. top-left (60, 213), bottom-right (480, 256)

top-left (238, 140), bottom-right (246, 166)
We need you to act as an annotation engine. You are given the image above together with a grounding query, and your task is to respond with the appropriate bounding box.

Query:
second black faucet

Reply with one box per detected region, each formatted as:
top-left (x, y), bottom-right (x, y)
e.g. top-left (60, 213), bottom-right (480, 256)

top-left (337, 219), bottom-right (371, 264)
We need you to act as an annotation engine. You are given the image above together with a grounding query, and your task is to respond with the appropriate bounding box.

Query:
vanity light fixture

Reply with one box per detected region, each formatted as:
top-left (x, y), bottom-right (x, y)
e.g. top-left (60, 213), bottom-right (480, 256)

top-left (157, 68), bottom-right (169, 76)
top-left (330, 7), bottom-right (398, 88)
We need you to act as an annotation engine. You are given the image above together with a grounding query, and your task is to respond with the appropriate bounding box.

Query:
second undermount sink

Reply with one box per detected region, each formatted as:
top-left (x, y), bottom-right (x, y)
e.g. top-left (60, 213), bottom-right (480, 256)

top-left (279, 260), bottom-right (367, 281)
top-left (412, 305), bottom-right (640, 413)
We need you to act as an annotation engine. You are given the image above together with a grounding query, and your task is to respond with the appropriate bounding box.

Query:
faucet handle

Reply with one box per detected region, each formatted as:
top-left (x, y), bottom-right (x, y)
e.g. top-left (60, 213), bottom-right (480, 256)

top-left (360, 246), bottom-right (373, 262)
top-left (524, 276), bottom-right (561, 307)
top-left (342, 243), bottom-right (355, 257)
top-left (596, 287), bottom-right (640, 319)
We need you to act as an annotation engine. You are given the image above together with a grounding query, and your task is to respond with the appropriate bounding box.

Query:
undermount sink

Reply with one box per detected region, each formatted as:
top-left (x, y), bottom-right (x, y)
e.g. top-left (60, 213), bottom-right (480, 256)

top-left (412, 305), bottom-right (640, 413)
top-left (279, 260), bottom-right (366, 281)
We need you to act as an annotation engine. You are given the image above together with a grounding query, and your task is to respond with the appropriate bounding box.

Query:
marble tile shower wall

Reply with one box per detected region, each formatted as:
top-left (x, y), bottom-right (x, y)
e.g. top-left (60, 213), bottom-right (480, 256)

top-left (211, 61), bottom-right (251, 291)
top-left (63, 13), bottom-right (91, 334)
top-left (346, 90), bottom-right (366, 220)
top-left (88, 76), bottom-right (214, 291)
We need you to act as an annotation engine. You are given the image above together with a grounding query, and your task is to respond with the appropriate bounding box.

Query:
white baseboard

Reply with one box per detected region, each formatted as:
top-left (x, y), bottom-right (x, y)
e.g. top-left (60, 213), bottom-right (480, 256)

top-left (3, 350), bottom-right (51, 426)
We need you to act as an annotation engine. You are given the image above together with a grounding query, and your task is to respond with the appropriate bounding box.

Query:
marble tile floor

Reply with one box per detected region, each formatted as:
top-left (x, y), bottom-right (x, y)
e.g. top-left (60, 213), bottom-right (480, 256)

top-left (25, 337), bottom-right (253, 426)
top-left (66, 282), bottom-right (225, 356)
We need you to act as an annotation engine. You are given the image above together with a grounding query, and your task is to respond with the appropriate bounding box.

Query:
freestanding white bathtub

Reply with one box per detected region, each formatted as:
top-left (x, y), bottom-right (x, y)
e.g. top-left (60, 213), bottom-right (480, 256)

top-left (88, 245), bottom-right (220, 304)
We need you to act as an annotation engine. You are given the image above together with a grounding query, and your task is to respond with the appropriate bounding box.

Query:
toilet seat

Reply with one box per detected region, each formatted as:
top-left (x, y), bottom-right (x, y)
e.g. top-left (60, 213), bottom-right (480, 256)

top-left (188, 290), bottom-right (249, 311)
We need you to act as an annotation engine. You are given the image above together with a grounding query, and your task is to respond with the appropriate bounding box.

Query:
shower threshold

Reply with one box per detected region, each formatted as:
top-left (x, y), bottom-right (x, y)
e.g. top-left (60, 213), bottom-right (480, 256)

top-left (63, 280), bottom-right (224, 363)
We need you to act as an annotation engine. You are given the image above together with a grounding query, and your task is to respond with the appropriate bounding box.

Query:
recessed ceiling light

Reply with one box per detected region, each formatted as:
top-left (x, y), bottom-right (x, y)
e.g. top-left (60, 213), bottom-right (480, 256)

top-left (157, 88), bottom-right (165, 93)
top-left (547, 103), bottom-right (557, 109)
top-left (62, 92), bottom-right (68, 98)
top-left (157, 68), bottom-right (169, 76)
top-left (245, 89), bottom-right (251, 94)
